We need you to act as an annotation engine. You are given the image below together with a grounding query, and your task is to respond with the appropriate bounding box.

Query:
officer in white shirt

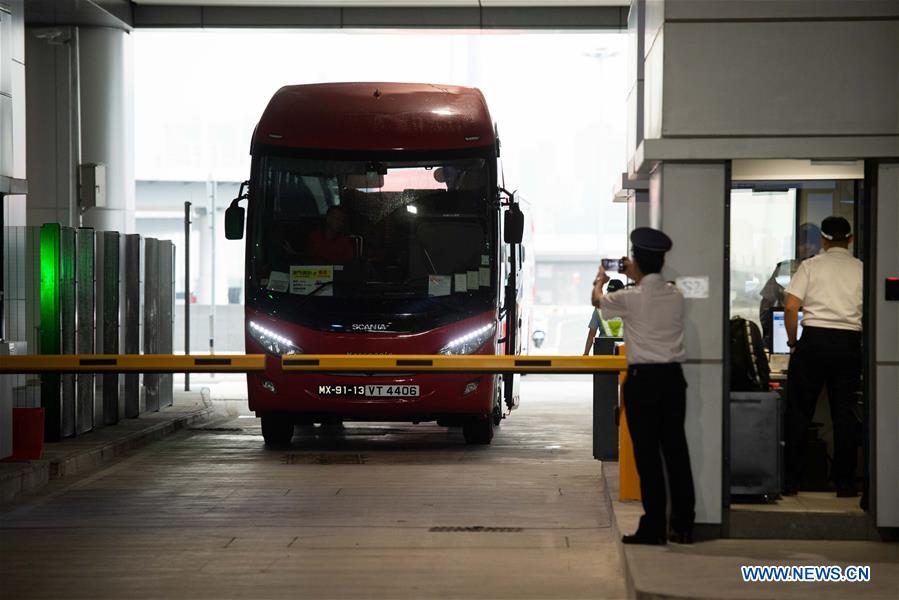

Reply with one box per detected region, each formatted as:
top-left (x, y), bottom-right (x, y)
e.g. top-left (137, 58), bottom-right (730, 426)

top-left (592, 228), bottom-right (695, 545)
top-left (783, 216), bottom-right (863, 497)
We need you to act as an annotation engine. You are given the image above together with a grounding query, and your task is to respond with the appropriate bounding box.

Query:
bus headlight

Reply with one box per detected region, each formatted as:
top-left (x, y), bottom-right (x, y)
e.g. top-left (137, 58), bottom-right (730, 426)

top-left (249, 321), bottom-right (303, 356)
top-left (437, 322), bottom-right (496, 355)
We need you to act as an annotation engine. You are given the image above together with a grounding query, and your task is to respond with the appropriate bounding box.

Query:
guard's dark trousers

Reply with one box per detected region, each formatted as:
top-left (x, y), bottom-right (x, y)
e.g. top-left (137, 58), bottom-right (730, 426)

top-left (623, 363), bottom-right (696, 537)
top-left (786, 326), bottom-right (862, 489)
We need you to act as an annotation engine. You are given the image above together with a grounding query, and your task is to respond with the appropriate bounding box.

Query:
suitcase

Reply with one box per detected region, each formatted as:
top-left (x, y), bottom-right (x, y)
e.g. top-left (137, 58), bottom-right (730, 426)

top-left (730, 391), bottom-right (782, 499)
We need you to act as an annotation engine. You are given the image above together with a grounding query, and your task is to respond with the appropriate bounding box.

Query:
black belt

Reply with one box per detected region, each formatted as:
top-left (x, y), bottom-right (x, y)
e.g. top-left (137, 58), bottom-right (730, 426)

top-left (627, 362), bottom-right (683, 375)
top-left (802, 325), bottom-right (861, 336)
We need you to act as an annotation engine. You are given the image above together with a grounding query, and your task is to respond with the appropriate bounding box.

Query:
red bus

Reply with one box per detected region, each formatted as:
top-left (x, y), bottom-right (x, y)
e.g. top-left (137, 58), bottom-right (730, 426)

top-left (225, 82), bottom-right (527, 445)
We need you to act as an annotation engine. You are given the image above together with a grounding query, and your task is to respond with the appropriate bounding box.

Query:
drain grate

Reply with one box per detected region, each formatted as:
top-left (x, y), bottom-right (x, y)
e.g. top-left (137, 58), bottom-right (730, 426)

top-left (429, 526), bottom-right (523, 533)
top-left (281, 453), bottom-right (368, 465)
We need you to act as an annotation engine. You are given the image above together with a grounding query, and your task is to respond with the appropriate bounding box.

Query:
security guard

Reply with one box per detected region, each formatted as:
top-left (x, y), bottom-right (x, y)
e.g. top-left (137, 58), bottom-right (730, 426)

top-left (592, 228), bottom-right (695, 545)
top-left (783, 216), bottom-right (863, 497)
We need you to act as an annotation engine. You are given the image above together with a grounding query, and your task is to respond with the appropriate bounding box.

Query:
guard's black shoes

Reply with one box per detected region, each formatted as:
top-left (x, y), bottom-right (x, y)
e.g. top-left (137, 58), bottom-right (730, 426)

top-left (668, 529), bottom-right (694, 545)
top-left (782, 484), bottom-right (798, 496)
top-left (621, 532), bottom-right (666, 545)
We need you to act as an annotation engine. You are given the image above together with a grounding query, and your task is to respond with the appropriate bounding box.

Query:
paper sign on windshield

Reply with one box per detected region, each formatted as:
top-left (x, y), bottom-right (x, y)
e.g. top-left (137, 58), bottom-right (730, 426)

top-left (479, 267), bottom-right (490, 287)
top-left (267, 271), bottom-right (290, 293)
top-left (290, 265), bottom-right (334, 296)
top-left (428, 275), bottom-right (451, 297)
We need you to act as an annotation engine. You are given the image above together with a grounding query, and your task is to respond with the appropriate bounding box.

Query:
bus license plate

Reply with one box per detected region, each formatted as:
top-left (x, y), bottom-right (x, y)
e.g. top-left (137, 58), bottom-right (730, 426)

top-left (318, 385), bottom-right (420, 398)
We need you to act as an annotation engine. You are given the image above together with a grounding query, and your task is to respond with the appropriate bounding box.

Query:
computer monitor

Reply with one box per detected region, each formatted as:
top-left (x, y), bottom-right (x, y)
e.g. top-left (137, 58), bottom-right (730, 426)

top-left (771, 309), bottom-right (803, 354)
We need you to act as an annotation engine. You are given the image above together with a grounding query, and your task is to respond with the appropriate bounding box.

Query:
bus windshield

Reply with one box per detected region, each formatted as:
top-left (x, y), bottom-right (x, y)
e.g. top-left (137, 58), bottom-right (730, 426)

top-left (251, 156), bottom-right (496, 310)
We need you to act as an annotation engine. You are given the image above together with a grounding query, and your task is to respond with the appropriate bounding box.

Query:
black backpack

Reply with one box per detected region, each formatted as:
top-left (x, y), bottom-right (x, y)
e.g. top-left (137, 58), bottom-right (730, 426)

top-left (729, 317), bottom-right (770, 391)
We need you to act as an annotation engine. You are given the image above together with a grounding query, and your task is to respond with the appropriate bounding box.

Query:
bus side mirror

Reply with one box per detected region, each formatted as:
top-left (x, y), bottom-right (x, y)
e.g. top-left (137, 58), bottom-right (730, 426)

top-left (225, 201), bottom-right (245, 240)
top-left (504, 203), bottom-right (524, 244)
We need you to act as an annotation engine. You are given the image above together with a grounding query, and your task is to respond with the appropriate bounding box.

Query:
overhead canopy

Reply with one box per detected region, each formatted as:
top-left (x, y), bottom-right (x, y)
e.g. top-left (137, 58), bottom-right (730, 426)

top-left (26, 0), bottom-right (629, 30)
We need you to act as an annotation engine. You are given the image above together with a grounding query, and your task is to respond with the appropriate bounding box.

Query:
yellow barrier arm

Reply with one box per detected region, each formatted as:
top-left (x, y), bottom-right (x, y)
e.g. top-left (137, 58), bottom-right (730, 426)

top-left (281, 354), bottom-right (627, 374)
top-left (0, 354), bottom-right (266, 374)
top-left (0, 354), bottom-right (627, 375)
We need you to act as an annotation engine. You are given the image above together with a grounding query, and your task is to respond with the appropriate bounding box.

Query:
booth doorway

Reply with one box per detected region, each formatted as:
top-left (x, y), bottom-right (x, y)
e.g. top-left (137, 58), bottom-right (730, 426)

top-left (725, 160), bottom-right (871, 539)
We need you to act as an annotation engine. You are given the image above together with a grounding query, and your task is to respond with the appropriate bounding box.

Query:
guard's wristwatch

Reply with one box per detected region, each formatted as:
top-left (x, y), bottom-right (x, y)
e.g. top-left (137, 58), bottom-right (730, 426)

top-left (787, 340), bottom-right (797, 348)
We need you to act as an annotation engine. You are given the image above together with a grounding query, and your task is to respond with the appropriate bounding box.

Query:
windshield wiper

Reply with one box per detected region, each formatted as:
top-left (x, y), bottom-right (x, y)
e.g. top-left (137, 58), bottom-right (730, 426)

top-left (305, 281), bottom-right (334, 296)
top-left (421, 245), bottom-right (438, 274)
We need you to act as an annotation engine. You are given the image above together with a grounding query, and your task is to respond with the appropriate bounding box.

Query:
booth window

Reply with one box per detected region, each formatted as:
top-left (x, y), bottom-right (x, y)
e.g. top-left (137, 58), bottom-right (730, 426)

top-left (730, 180), bottom-right (858, 349)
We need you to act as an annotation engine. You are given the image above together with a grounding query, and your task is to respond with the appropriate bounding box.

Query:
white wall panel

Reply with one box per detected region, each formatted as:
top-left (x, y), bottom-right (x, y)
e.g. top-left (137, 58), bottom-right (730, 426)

top-left (642, 25), bottom-right (662, 140)
top-left (626, 0), bottom-right (644, 157)
top-left (626, 83), bottom-right (639, 159)
top-left (875, 163), bottom-right (899, 528)
top-left (9, 0), bottom-right (22, 64)
top-left (0, 6), bottom-right (10, 96)
top-left (0, 94), bottom-right (11, 178)
top-left (10, 58), bottom-right (24, 179)
top-left (876, 366), bottom-right (899, 528)
top-left (661, 21), bottom-right (899, 137)
top-left (643, 0), bottom-right (662, 58)
top-left (665, 0), bottom-right (898, 20)
top-left (732, 159), bottom-right (864, 182)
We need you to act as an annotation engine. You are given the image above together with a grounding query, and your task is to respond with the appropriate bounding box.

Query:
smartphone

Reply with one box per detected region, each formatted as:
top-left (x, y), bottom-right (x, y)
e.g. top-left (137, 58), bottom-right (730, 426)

top-left (601, 258), bottom-right (624, 272)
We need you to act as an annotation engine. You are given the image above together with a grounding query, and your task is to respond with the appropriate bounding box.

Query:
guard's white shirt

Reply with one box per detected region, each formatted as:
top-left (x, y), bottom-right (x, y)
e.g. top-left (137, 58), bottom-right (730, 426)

top-left (599, 273), bottom-right (686, 365)
top-left (785, 247), bottom-right (863, 331)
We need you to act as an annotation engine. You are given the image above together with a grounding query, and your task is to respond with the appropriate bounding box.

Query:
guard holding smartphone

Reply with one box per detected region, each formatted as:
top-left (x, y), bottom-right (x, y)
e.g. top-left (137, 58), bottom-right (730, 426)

top-left (592, 227), bottom-right (695, 545)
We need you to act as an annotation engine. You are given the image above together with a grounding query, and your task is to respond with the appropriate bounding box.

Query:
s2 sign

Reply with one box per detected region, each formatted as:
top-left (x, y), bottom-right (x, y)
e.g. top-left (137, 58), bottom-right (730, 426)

top-left (675, 276), bottom-right (710, 299)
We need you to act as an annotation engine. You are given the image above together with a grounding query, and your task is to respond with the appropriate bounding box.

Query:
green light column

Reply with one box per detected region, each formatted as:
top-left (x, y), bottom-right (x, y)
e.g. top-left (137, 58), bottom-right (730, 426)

top-left (39, 224), bottom-right (61, 441)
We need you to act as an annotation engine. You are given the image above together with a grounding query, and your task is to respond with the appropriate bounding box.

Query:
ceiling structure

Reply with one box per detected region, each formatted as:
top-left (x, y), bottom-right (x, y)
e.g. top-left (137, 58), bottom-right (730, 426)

top-left (25, 0), bottom-right (630, 30)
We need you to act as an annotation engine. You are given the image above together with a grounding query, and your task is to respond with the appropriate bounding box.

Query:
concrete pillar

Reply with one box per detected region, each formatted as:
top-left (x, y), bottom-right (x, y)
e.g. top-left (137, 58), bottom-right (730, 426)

top-left (649, 161), bottom-right (727, 530)
top-left (25, 26), bottom-right (134, 232)
top-left (25, 27), bottom-right (78, 227)
top-left (79, 27), bottom-right (135, 234)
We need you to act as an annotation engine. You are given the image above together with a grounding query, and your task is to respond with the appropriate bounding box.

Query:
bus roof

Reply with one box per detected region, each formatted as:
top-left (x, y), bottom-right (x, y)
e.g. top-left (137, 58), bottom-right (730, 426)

top-left (252, 82), bottom-right (496, 153)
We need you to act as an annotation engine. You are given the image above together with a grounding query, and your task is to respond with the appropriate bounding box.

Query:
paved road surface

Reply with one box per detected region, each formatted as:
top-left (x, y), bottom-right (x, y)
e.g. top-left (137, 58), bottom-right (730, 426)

top-left (1, 379), bottom-right (625, 600)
